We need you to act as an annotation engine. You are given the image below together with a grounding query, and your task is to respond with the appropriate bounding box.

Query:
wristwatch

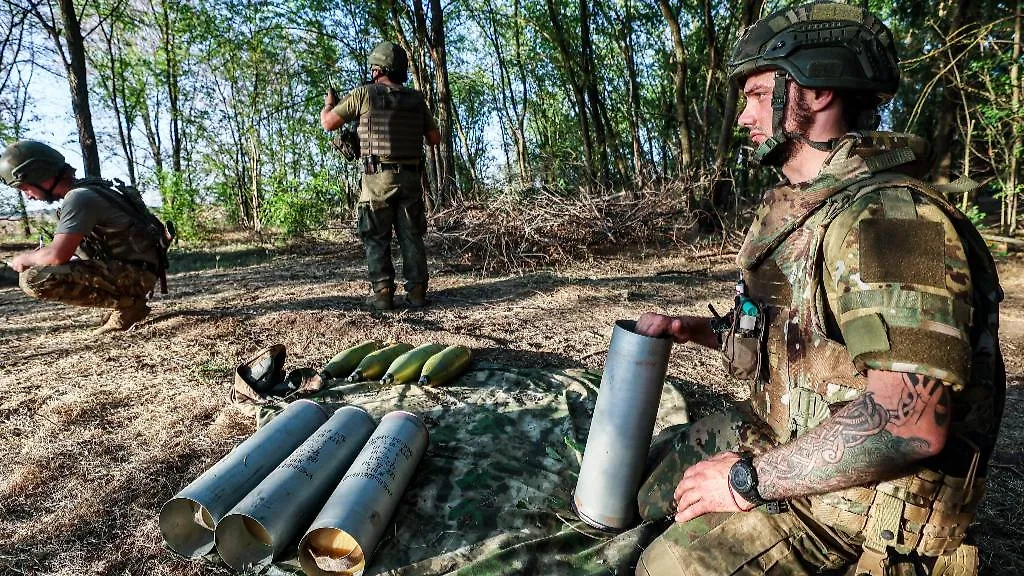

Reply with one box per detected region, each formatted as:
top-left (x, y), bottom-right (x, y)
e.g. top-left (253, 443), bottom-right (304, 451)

top-left (728, 452), bottom-right (769, 506)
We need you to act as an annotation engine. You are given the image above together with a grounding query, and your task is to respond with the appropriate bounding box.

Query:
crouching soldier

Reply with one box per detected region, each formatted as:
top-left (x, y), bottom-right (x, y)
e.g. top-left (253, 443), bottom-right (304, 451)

top-left (1, 140), bottom-right (172, 336)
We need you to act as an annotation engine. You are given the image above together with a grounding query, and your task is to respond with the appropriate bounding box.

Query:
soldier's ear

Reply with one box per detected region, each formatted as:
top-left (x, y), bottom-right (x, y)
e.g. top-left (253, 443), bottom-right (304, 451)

top-left (809, 88), bottom-right (837, 113)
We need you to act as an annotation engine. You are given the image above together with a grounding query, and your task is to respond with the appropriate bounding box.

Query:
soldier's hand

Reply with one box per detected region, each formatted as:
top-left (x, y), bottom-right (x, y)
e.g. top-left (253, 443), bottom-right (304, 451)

top-left (325, 87), bottom-right (339, 108)
top-left (9, 253), bottom-right (30, 272)
top-left (672, 451), bottom-right (756, 523)
top-left (636, 312), bottom-right (714, 346)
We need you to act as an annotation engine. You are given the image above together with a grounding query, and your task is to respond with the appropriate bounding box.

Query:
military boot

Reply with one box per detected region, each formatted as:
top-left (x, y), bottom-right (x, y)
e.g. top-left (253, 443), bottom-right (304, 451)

top-left (371, 286), bottom-right (395, 310)
top-left (405, 284), bottom-right (427, 308)
top-left (92, 299), bottom-right (151, 336)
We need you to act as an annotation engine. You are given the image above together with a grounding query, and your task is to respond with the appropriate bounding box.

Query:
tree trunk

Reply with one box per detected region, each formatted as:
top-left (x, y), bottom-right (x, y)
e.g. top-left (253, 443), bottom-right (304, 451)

top-left (140, 95), bottom-right (164, 176)
top-left (711, 0), bottom-right (763, 212)
top-left (101, 26), bottom-right (138, 187)
top-left (56, 0), bottom-right (101, 177)
top-left (481, 0), bottom-right (528, 183)
top-left (1008, 0), bottom-right (1021, 234)
top-left (658, 0), bottom-right (693, 171)
top-left (157, 0), bottom-right (183, 175)
top-left (451, 105), bottom-right (480, 196)
top-left (929, 0), bottom-right (974, 183)
top-left (427, 0), bottom-right (455, 207)
top-left (545, 0), bottom-right (595, 182)
top-left (580, 0), bottom-right (610, 186)
top-left (699, 0), bottom-right (722, 160)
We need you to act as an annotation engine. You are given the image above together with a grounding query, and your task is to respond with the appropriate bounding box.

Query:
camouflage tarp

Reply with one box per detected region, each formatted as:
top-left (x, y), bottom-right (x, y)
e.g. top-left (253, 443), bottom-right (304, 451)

top-left (239, 364), bottom-right (690, 575)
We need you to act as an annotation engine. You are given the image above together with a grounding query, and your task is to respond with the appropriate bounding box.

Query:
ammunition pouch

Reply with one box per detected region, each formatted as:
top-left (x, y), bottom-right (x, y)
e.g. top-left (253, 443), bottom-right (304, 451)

top-left (809, 442), bottom-right (985, 576)
top-left (720, 301), bottom-right (766, 381)
top-left (331, 123), bottom-right (360, 161)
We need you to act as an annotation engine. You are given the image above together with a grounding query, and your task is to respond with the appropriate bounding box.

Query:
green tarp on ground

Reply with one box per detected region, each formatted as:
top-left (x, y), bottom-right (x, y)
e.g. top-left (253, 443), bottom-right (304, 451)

top-left (228, 365), bottom-right (691, 575)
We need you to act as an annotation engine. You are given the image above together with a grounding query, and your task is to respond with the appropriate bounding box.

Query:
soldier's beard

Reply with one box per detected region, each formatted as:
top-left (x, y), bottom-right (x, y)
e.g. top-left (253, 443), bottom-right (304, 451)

top-left (772, 90), bottom-right (815, 168)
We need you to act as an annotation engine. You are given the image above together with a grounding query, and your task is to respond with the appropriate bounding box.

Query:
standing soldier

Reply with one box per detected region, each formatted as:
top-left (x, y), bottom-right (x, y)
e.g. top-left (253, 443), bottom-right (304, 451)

top-left (1, 140), bottom-right (171, 336)
top-left (321, 41), bottom-right (441, 310)
top-left (634, 3), bottom-right (1004, 575)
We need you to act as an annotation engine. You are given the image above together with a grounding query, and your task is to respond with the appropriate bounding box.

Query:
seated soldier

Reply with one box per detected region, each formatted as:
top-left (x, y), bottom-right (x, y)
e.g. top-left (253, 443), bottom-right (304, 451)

top-left (634, 3), bottom-right (1004, 575)
top-left (1, 140), bottom-right (165, 335)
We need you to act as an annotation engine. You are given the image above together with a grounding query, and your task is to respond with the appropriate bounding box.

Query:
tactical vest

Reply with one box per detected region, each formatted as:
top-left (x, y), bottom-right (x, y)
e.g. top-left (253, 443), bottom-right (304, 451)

top-left (357, 84), bottom-right (427, 161)
top-left (74, 178), bottom-right (173, 293)
top-left (735, 135), bottom-right (1004, 572)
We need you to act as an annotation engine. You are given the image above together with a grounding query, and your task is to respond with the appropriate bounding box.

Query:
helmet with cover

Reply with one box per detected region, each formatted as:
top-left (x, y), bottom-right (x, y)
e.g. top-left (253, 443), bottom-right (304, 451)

top-left (726, 2), bottom-right (900, 164)
top-left (0, 140), bottom-right (70, 189)
top-left (367, 41), bottom-right (409, 82)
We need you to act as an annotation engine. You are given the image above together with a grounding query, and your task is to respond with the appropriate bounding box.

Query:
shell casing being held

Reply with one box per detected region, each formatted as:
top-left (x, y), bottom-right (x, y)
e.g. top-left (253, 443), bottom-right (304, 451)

top-left (380, 342), bottom-right (446, 385)
top-left (417, 345), bottom-right (473, 386)
top-left (347, 342), bottom-right (413, 382)
top-left (323, 340), bottom-right (381, 379)
top-left (573, 320), bottom-right (671, 532)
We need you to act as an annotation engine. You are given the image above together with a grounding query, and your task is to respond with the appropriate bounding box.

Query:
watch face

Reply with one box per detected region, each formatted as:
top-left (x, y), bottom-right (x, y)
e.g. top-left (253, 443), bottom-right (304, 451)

top-left (730, 461), bottom-right (755, 493)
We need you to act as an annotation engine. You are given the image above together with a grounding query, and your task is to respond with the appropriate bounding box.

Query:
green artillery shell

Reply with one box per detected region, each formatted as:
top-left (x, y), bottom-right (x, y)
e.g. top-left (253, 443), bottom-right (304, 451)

top-left (322, 340), bottom-right (381, 379)
top-left (347, 342), bottom-right (413, 382)
top-left (380, 343), bottom-right (447, 385)
top-left (417, 345), bottom-right (472, 387)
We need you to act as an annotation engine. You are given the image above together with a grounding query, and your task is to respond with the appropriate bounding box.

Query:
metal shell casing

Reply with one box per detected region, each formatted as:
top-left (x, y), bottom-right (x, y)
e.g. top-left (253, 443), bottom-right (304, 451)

top-left (298, 411), bottom-right (429, 576)
top-left (159, 399), bottom-right (330, 558)
top-left (214, 406), bottom-right (377, 572)
top-left (573, 320), bottom-right (671, 531)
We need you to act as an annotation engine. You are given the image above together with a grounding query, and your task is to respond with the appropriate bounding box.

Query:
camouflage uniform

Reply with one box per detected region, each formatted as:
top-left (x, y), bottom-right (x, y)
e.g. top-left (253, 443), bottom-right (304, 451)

top-left (636, 133), bottom-right (1004, 575)
top-left (331, 82), bottom-right (438, 297)
top-left (19, 181), bottom-right (159, 312)
top-left (20, 258), bottom-right (155, 310)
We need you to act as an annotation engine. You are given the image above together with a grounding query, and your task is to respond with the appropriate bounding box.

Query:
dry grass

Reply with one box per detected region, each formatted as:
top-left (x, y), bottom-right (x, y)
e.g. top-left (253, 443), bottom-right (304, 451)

top-left (0, 222), bottom-right (1022, 575)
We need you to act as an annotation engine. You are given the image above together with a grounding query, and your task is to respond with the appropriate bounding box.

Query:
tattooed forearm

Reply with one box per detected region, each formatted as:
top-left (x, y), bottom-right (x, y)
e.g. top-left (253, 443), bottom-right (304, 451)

top-left (754, 372), bottom-right (950, 501)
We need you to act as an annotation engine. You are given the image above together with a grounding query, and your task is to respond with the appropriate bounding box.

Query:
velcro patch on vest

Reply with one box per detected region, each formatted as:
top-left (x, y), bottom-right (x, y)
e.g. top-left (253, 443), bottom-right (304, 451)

top-left (857, 326), bottom-right (969, 387)
top-left (843, 313), bottom-right (890, 360)
top-left (859, 218), bottom-right (945, 287)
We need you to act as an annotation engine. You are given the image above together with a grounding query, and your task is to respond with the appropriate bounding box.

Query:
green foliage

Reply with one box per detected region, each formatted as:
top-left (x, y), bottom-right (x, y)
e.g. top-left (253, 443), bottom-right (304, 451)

top-left (155, 170), bottom-right (203, 241)
top-left (963, 204), bottom-right (987, 228)
top-left (12, 0), bottom-right (1020, 236)
top-left (263, 168), bottom-right (347, 237)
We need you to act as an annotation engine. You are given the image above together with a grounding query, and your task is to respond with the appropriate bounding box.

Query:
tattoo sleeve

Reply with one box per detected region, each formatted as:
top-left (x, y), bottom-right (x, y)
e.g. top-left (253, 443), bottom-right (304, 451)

top-left (755, 373), bottom-right (950, 501)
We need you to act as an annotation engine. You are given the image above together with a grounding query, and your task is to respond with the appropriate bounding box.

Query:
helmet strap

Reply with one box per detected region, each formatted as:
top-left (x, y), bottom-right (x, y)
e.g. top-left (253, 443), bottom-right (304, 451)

top-left (756, 70), bottom-right (840, 164)
top-left (754, 70), bottom-right (791, 165)
top-left (38, 164), bottom-right (70, 202)
top-left (784, 132), bottom-right (839, 152)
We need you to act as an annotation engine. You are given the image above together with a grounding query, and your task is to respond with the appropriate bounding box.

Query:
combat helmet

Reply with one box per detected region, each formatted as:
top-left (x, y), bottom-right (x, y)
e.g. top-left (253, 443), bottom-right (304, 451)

top-left (0, 140), bottom-right (71, 189)
top-left (726, 2), bottom-right (900, 165)
top-left (368, 41), bottom-right (409, 82)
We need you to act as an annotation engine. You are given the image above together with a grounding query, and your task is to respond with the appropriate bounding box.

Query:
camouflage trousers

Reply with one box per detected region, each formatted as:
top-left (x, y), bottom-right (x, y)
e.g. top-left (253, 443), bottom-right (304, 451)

top-left (20, 259), bottom-right (157, 309)
top-left (356, 171), bottom-right (428, 293)
top-left (635, 405), bottom-right (860, 576)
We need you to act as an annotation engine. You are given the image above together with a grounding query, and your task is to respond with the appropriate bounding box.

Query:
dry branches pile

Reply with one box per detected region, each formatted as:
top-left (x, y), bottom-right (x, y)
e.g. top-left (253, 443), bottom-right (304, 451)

top-left (429, 185), bottom-right (710, 274)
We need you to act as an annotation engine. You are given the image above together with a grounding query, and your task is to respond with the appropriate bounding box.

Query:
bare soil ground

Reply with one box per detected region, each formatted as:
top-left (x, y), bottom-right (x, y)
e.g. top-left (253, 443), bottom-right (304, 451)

top-left (1, 233), bottom-right (1022, 576)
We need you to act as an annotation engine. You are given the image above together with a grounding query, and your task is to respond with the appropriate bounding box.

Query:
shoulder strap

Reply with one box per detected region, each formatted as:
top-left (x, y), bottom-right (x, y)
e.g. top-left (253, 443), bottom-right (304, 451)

top-left (74, 178), bottom-right (145, 219)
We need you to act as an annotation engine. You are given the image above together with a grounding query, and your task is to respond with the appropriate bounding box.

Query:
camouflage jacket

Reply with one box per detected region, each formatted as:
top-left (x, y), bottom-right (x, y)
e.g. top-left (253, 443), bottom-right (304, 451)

top-left (736, 131), bottom-right (1005, 556)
